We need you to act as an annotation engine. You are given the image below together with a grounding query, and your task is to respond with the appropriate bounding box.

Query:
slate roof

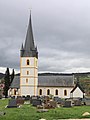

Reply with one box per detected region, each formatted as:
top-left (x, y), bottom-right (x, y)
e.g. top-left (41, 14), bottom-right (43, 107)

top-left (38, 75), bottom-right (74, 87)
top-left (10, 75), bottom-right (74, 89)
top-left (10, 76), bottom-right (20, 89)
top-left (20, 12), bottom-right (38, 58)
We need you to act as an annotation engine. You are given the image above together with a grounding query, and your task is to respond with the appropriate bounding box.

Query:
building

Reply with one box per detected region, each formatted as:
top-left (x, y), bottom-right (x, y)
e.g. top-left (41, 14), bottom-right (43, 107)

top-left (20, 13), bottom-right (38, 96)
top-left (8, 13), bottom-right (85, 98)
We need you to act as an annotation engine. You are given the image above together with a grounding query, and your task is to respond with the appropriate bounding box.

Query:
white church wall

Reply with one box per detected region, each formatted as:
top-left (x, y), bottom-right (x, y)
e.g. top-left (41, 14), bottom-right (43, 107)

top-left (72, 87), bottom-right (83, 98)
top-left (21, 86), bottom-right (36, 96)
top-left (21, 78), bottom-right (34, 85)
top-left (38, 87), bottom-right (73, 98)
top-left (21, 68), bottom-right (34, 76)
top-left (21, 57), bottom-right (35, 67)
top-left (20, 56), bottom-right (38, 96)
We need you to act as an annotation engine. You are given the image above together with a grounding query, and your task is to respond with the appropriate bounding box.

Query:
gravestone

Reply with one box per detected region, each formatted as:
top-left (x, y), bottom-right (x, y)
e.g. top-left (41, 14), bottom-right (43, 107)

top-left (30, 96), bottom-right (41, 104)
top-left (84, 98), bottom-right (90, 105)
top-left (53, 97), bottom-right (59, 101)
top-left (42, 96), bottom-right (50, 104)
top-left (16, 98), bottom-right (24, 105)
top-left (48, 101), bottom-right (57, 108)
top-left (53, 97), bottom-right (62, 104)
top-left (31, 96), bottom-right (38, 100)
top-left (74, 100), bottom-right (81, 106)
top-left (22, 96), bottom-right (25, 100)
top-left (63, 101), bottom-right (72, 107)
top-left (31, 99), bottom-right (42, 107)
top-left (25, 95), bottom-right (30, 101)
top-left (7, 99), bottom-right (18, 108)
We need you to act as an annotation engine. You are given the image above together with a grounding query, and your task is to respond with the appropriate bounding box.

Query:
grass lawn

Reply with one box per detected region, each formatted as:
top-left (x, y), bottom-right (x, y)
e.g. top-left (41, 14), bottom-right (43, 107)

top-left (0, 99), bottom-right (90, 120)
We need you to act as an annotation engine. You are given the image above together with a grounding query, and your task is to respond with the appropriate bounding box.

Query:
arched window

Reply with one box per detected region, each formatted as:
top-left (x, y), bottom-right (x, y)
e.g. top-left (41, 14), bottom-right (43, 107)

top-left (27, 59), bottom-right (30, 65)
top-left (55, 89), bottom-right (58, 95)
top-left (39, 89), bottom-right (42, 95)
top-left (64, 90), bottom-right (67, 96)
top-left (26, 79), bottom-right (28, 83)
top-left (47, 89), bottom-right (50, 95)
top-left (27, 71), bottom-right (29, 75)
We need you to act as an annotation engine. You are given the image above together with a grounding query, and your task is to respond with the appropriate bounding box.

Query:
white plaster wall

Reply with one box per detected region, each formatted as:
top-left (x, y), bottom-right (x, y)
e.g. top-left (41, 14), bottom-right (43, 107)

top-left (21, 86), bottom-right (36, 96)
top-left (35, 69), bottom-right (38, 77)
top-left (73, 87), bottom-right (83, 98)
top-left (38, 87), bottom-right (73, 98)
top-left (21, 57), bottom-right (35, 67)
top-left (21, 68), bottom-right (34, 76)
top-left (21, 78), bottom-right (34, 85)
top-left (35, 78), bottom-right (38, 86)
top-left (20, 57), bottom-right (38, 96)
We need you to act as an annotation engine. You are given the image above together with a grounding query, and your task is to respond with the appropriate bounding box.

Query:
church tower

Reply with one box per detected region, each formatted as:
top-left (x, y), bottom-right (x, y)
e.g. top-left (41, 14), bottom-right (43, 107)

top-left (20, 13), bottom-right (38, 96)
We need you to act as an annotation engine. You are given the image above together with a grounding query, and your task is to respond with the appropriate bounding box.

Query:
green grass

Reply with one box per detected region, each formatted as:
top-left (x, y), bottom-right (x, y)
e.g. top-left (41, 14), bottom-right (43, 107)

top-left (0, 99), bottom-right (90, 120)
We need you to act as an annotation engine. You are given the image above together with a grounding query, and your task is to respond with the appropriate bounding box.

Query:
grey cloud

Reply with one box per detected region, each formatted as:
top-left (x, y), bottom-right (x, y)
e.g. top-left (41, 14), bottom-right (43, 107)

top-left (0, 0), bottom-right (90, 73)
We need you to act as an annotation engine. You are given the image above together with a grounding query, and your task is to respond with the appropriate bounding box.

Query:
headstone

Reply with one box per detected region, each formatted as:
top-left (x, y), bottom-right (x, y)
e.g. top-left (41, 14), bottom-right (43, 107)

top-left (74, 100), bottom-right (81, 106)
top-left (53, 97), bottom-right (59, 101)
top-left (63, 101), bottom-right (72, 107)
top-left (48, 101), bottom-right (57, 108)
top-left (53, 97), bottom-right (62, 104)
top-left (22, 96), bottom-right (25, 99)
top-left (27, 95), bottom-right (30, 98)
top-left (42, 96), bottom-right (50, 104)
top-left (31, 96), bottom-right (38, 100)
top-left (16, 98), bottom-right (24, 105)
top-left (31, 99), bottom-right (42, 106)
top-left (44, 100), bottom-right (57, 109)
top-left (84, 98), bottom-right (90, 105)
top-left (30, 96), bottom-right (41, 104)
top-left (25, 96), bottom-right (30, 101)
top-left (7, 99), bottom-right (18, 108)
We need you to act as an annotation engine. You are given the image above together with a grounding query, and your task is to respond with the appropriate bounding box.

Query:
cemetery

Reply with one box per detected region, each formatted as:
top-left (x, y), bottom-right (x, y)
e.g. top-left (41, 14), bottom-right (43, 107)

top-left (0, 96), bottom-right (90, 120)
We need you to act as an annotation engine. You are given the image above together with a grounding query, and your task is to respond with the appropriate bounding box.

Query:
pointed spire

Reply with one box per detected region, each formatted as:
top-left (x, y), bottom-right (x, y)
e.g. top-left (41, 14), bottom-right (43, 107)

top-left (20, 11), bottom-right (38, 58)
top-left (24, 11), bottom-right (35, 51)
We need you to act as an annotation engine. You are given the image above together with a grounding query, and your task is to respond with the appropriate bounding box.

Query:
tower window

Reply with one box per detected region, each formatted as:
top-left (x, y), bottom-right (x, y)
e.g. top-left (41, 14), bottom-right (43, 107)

top-left (27, 71), bottom-right (29, 75)
top-left (64, 90), bottom-right (67, 96)
top-left (39, 89), bottom-right (42, 95)
top-left (55, 89), bottom-right (58, 95)
top-left (26, 79), bottom-right (28, 83)
top-left (47, 89), bottom-right (50, 95)
top-left (27, 59), bottom-right (30, 65)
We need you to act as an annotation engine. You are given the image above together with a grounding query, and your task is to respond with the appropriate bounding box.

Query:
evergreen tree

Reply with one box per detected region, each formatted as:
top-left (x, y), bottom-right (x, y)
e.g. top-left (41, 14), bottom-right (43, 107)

top-left (3, 68), bottom-right (10, 98)
top-left (10, 69), bottom-right (14, 85)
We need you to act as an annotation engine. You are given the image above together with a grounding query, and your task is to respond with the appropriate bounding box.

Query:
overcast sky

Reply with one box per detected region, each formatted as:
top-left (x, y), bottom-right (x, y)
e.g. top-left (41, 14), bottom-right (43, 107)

top-left (0, 0), bottom-right (90, 73)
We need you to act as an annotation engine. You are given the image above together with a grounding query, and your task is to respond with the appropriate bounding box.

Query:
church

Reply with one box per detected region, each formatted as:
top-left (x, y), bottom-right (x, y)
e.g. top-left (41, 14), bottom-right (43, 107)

top-left (8, 13), bottom-right (85, 98)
